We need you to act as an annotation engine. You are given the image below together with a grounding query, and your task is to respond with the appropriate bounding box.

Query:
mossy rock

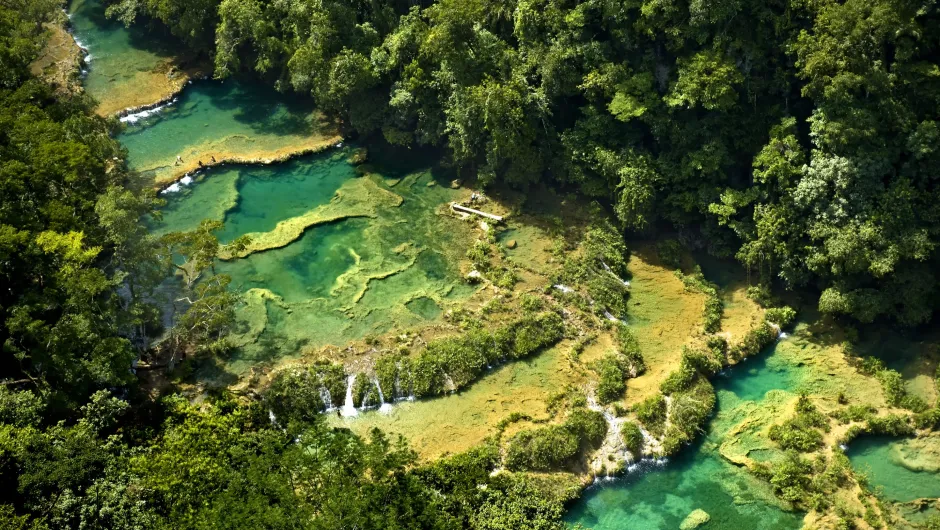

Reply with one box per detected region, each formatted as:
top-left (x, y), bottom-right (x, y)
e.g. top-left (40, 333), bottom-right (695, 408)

top-left (679, 509), bottom-right (710, 530)
top-left (506, 239), bottom-right (517, 249)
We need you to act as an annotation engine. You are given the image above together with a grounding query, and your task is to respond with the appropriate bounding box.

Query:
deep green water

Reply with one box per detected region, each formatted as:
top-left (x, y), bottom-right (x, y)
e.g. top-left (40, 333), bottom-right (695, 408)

top-left (566, 343), bottom-right (807, 530)
top-left (847, 436), bottom-right (940, 502)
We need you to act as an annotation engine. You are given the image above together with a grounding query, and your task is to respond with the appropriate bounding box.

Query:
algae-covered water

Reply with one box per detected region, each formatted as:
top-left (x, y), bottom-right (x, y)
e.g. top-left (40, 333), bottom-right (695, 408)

top-left (566, 342), bottom-right (807, 530)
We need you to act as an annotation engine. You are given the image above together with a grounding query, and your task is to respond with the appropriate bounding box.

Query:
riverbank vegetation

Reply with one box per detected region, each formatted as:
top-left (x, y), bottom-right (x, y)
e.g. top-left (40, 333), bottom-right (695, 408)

top-left (4, 0), bottom-right (940, 528)
top-left (111, 0), bottom-right (940, 328)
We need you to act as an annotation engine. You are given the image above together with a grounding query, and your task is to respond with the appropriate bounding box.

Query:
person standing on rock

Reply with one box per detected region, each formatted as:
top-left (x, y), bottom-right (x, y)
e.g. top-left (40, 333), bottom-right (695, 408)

top-left (175, 155), bottom-right (183, 166)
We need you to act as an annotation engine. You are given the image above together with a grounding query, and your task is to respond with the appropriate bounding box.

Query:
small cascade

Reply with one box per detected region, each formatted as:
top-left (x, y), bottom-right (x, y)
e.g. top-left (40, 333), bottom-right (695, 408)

top-left (319, 386), bottom-right (334, 411)
top-left (268, 409), bottom-right (277, 425)
top-left (340, 374), bottom-right (358, 417)
top-left (374, 378), bottom-right (394, 414)
top-left (601, 261), bottom-right (631, 287)
top-left (553, 284), bottom-right (574, 293)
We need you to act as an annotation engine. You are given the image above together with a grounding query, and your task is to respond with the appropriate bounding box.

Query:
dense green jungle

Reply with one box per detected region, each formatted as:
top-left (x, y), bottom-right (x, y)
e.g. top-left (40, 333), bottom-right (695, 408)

top-left (2, 0), bottom-right (940, 528)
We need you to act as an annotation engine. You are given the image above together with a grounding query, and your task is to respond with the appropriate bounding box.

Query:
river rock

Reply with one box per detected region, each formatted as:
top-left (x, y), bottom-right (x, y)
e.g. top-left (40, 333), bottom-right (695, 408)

top-left (465, 270), bottom-right (483, 283)
top-left (679, 509), bottom-right (710, 530)
top-left (347, 148), bottom-right (368, 165)
top-left (450, 179), bottom-right (462, 189)
top-left (506, 240), bottom-right (517, 249)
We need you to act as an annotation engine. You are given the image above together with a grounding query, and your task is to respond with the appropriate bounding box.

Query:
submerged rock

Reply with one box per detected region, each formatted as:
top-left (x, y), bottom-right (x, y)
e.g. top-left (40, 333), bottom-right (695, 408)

top-left (506, 240), bottom-right (517, 249)
top-left (347, 148), bottom-right (368, 165)
top-left (679, 509), bottom-right (710, 530)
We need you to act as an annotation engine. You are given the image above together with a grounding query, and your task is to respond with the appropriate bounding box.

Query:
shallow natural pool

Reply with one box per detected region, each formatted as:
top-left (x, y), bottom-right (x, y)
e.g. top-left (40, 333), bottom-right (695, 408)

top-left (68, 0), bottom-right (184, 115)
top-left (847, 435), bottom-right (940, 502)
top-left (152, 146), bottom-right (477, 378)
top-left (118, 80), bottom-right (336, 185)
top-left (565, 342), bottom-right (807, 529)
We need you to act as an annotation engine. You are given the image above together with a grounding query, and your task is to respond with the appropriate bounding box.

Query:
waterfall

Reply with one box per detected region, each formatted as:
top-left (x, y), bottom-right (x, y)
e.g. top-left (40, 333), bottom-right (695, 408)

top-left (340, 374), bottom-right (358, 417)
top-left (320, 386), bottom-right (334, 412)
top-left (374, 378), bottom-right (394, 414)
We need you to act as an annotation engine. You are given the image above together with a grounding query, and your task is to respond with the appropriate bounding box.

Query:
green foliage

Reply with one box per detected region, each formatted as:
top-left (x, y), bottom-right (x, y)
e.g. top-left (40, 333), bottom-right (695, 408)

top-left (557, 220), bottom-right (631, 319)
top-left (730, 318), bottom-right (778, 360)
top-left (410, 311), bottom-right (564, 398)
top-left (661, 378), bottom-right (716, 456)
top-left (620, 421), bottom-right (644, 459)
top-left (764, 307), bottom-right (797, 328)
top-left (593, 354), bottom-right (629, 405)
top-left (769, 395), bottom-right (829, 452)
top-left (505, 409), bottom-right (606, 471)
top-left (634, 394), bottom-right (667, 437)
top-left (617, 325), bottom-right (646, 375)
top-left (676, 266), bottom-right (723, 334)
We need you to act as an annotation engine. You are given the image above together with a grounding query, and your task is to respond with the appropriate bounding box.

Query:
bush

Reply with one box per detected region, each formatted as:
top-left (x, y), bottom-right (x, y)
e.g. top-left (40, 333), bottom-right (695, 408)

top-left (765, 307), bottom-right (797, 328)
top-left (410, 312), bottom-right (565, 398)
top-left (676, 267), bottom-right (723, 334)
top-left (505, 409), bottom-right (607, 471)
top-left (375, 354), bottom-right (401, 400)
top-left (351, 375), bottom-right (379, 407)
top-left (634, 395), bottom-right (667, 437)
top-left (661, 378), bottom-right (716, 455)
top-left (867, 414), bottom-right (914, 436)
top-left (616, 325), bottom-right (646, 375)
top-left (594, 354), bottom-right (629, 404)
top-left (769, 395), bottom-right (828, 452)
top-left (730, 320), bottom-right (776, 360)
top-left (264, 368), bottom-right (327, 424)
top-left (620, 421), bottom-right (644, 458)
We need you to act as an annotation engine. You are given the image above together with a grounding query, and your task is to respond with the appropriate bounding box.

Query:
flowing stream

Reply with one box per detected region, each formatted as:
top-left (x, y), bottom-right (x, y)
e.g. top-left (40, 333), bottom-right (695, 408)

top-left (565, 342), bottom-right (807, 529)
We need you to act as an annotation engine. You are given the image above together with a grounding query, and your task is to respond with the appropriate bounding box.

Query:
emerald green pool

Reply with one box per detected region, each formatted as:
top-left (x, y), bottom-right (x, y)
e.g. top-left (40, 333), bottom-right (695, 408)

top-left (847, 436), bottom-right (940, 502)
top-left (566, 343), bottom-right (807, 529)
top-left (118, 80), bottom-right (331, 184)
top-left (68, 0), bottom-right (182, 115)
top-left (151, 154), bottom-right (356, 243)
top-left (152, 146), bottom-right (476, 377)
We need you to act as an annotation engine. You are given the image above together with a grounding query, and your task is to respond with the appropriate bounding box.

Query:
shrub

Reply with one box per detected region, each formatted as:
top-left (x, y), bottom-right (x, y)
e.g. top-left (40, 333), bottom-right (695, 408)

top-left (411, 353), bottom-right (446, 397)
top-left (504, 409), bottom-right (607, 471)
top-left (662, 378), bottom-right (716, 455)
top-left (352, 375), bottom-right (379, 407)
top-left (616, 325), bottom-right (645, 375)
top-left (867, 414), bottom-right (914, 436)
top-left (520, 293), bottom-right (544, 312)
top-left (375, 354), bottom-right (401, 400)
top-left (676, 267), bottom-right (723, 334)
top-left (730, 319), bottom-right (776, 360)
top-left (594, 354), bottom-right (629, 404)
top-left (769, 395), bottom-right (828, 452)
top-left (765, 306), bottom-right (797, 327)
top-left (831, 405), bottom-right (876, 424)
top-left (265, 368), bottom-right (327, 424)
top-left (765, 451), bottom-right (815, 504)
top-left (634, 394), bottom-right (667, 437)
top-left (620, 421), bottom-right (644, 458)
